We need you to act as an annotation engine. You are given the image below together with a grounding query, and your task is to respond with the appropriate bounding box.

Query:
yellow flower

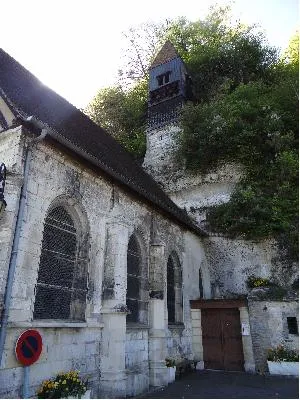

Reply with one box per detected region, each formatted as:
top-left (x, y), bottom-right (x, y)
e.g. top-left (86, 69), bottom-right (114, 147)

top-left (62, 380), bottom-right (66, 385)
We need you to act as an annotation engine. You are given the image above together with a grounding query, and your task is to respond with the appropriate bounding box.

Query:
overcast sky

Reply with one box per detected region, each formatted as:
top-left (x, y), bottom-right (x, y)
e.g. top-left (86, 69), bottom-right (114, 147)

top-left (1, 0), bottom-right (298, 108)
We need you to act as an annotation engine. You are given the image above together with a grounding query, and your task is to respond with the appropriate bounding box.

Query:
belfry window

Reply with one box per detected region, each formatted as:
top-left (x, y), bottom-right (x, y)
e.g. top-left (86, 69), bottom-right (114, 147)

top-left (167, 253), bottom-right (183, 324)
top-left (33, 206), bottom-right (87, 320)
top-left (157, 71), bottom-right (171, 86)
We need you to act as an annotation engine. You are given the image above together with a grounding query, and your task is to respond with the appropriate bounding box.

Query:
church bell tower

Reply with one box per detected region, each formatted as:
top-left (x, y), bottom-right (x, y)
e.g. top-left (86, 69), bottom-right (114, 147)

top-left (148, 40), bottom-right (191, 128)
top-left (143, 41), bottom-right (192, 186)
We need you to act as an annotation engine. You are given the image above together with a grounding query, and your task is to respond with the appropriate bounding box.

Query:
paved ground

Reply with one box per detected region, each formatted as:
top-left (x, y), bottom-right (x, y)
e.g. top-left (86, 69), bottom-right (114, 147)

top-left (136, 370), bottom-right (299, 399)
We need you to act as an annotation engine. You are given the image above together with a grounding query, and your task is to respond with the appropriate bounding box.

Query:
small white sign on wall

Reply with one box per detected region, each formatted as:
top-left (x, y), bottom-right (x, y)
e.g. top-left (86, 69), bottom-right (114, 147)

top-left (242, 323), bottom-right (250, 336)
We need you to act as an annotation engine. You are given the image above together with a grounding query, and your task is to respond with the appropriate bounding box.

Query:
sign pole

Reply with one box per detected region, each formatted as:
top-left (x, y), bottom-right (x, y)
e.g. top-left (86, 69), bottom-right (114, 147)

top-left (15, 330), bottom-right (43, 398)
top-left (23, 366), bottom-right (29, 399)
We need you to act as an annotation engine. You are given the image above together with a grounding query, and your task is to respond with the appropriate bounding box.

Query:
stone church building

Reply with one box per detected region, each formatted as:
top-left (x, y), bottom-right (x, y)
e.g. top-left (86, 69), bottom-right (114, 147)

top-left (0, 44), bottom-right (298, 398)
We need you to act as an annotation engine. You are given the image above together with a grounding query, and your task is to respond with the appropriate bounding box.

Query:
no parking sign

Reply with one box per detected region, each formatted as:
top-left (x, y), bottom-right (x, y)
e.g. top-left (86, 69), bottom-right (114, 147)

top-left (15, 329), bottom-right (43, 366)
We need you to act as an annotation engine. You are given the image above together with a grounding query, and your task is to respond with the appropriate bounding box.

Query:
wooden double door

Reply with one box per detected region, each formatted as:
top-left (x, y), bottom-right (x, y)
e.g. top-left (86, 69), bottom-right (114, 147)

top-left (201, 308), bottom-right (244, 371)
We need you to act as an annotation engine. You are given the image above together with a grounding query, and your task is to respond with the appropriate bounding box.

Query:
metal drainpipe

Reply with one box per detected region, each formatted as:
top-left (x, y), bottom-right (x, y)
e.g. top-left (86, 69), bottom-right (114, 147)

top-left (0, 123), bottom-right (47, 367)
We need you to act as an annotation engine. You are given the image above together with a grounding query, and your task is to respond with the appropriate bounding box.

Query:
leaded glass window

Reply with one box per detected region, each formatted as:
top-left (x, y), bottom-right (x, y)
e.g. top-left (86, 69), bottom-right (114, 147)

top-left (199, 269), bottom-right (204, 298)
top-left (33, 206), bottom-right (87, 320)
top-left (167, 253), bottom-right (183, 324)
top-left (167, 257), bottom-right (175, 323)
top-left (126, 235), bottom-right (141, 323)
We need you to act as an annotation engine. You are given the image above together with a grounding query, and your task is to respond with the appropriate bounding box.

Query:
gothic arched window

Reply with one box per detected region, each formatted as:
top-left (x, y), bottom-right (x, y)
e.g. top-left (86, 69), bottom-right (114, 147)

top-left (126, 235), bottom-right (141, 323)
top-left (167, 253), bottom-right (183, 324)
top-left (126, 234), bottom-right (148, 324)
top-left (33, 206), bottom-right (87, 320)
top-left (199, 269), bottom-right (204, 298)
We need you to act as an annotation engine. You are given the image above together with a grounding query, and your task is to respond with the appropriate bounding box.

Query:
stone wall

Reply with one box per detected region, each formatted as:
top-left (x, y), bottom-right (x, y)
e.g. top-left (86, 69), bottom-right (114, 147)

top-left (166, 326), bottom-right (193, 361)
top-left (203, 236), bottom-right (297, 297)
top-left (248, 300), bottom-right (299, 373)
top-left (0, 326), bottom-right (101, 398)
top-left (0, 127), bottom-right (25, 311)
top-left (125, 328), bottom-right (149, 397)
top-left (143, 124), bottom-right (181, 187)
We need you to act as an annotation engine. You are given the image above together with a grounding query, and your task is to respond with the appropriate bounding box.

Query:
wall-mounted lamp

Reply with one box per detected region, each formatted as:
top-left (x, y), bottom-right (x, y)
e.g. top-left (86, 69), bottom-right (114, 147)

top-left (0, 163), bottom-right (7, 219)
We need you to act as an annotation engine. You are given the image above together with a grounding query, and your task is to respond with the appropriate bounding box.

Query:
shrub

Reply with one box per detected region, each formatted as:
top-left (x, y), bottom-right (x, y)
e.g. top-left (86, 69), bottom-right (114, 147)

top-left (267, 344), bottom-right (299, 362)
top-left (246, 275), bottom-right (271, 289)
top-left (165, 358), bottom-right (176, 367)
top-left (37, 370), bottom-right (88, 399)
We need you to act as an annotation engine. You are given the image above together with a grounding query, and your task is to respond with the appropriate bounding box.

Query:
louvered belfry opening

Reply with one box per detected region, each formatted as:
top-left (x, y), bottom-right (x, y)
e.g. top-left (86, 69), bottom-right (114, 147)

top-left (33, 206), bottom-right (87, 321)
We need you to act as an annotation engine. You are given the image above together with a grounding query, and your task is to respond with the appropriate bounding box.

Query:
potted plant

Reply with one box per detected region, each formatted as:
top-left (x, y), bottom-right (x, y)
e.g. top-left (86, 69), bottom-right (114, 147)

top-left (37, 370), bottom-right (90, 398)
top-left (267, 344), bottom-right (299, 376)
top-left (165, 358), bottom-right (176, 383)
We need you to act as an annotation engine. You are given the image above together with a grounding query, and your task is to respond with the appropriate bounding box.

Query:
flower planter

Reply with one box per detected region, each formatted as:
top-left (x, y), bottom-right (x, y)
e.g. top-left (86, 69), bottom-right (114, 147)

top-left (267, 361), bottom-right (299, 376)
top-left (67, 389), bottom-right (91, 399)
top-left (167, 366), bottom-right (176, 384)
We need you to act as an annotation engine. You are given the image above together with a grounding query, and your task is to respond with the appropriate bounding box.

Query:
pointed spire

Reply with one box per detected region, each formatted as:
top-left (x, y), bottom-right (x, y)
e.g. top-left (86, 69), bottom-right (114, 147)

top-left (150, 40), bottom-right (179, 69)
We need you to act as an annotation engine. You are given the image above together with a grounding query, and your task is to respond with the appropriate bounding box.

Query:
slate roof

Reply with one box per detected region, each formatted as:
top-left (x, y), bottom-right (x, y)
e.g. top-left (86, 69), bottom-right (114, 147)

top-left (0, 48), bottom-right (206, 236)
top-left (150, 40), bottom-right (180, 69)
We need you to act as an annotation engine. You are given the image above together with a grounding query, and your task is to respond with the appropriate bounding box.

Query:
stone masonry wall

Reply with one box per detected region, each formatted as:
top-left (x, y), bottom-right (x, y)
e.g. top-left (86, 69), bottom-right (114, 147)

top-left (0, 127), bottom-right (25, 312)
top-left (143, 125), bottom-right (181, 188)
top-left (125, 329), bottom-right (149, 397)
top-left (248, 300), bottom-right (299, 372)
top-left (0, 133), bottom-right (110, 397)
top-left (0, 326), bottom-right (101, 398)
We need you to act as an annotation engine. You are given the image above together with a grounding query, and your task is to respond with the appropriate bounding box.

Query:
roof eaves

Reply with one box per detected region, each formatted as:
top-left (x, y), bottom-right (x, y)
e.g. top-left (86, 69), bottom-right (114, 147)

top-left (23, 117), bottom-right (206, 237)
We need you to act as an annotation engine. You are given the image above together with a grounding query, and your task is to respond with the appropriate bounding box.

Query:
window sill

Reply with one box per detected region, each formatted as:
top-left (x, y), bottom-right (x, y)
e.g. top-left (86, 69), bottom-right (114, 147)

top-left (126, 323), bottom-right (150, 330)
top-left (8, 320), bottom-right (104, 329)
top-left (168, 323), bottom-right (185, 330)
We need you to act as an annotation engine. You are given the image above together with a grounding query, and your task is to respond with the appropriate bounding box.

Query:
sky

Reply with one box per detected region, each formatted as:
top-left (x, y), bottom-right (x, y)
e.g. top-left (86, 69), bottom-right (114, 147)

top-left (1, 0), bottom-right (298, 108)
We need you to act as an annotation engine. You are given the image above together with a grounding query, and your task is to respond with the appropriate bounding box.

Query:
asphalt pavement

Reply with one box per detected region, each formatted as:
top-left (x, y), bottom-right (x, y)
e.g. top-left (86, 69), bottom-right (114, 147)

top-left (136, 370), bottom-right (299, 399)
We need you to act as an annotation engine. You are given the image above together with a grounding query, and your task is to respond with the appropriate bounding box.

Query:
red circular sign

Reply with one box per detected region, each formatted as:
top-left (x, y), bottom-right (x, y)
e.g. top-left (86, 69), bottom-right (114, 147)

top-left (15, 329), bottom-right (43, 366)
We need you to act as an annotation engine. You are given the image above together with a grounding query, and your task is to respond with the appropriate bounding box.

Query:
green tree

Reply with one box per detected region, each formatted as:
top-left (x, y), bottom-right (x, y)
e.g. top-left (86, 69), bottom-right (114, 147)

top-left (87, 5), bottom-right (276, 159)
top-left (163, 6), bottom-right (277, 101)
top-left (117, 21), bottom-right (170, 87)
top-left (179, 31), bottom-right (299, 260)
top-left (282, 30), bottom-right (299, 65)
top-left (86, 79), bottom-right (148, 159)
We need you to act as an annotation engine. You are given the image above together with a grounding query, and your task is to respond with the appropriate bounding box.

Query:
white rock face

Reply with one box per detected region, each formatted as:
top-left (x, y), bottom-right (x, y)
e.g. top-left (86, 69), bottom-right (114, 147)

top-left (143, 121), bottom-right (299, 373)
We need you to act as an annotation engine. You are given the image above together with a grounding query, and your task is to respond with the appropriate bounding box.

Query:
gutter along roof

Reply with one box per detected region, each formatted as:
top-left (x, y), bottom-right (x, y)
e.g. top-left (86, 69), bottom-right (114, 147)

top-left (0, 48), bottom-right (206, 236)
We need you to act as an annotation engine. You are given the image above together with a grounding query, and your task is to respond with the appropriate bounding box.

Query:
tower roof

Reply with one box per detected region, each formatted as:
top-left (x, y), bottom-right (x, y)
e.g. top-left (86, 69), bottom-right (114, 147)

top-left (150, 41), bottom-right (180, 69)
